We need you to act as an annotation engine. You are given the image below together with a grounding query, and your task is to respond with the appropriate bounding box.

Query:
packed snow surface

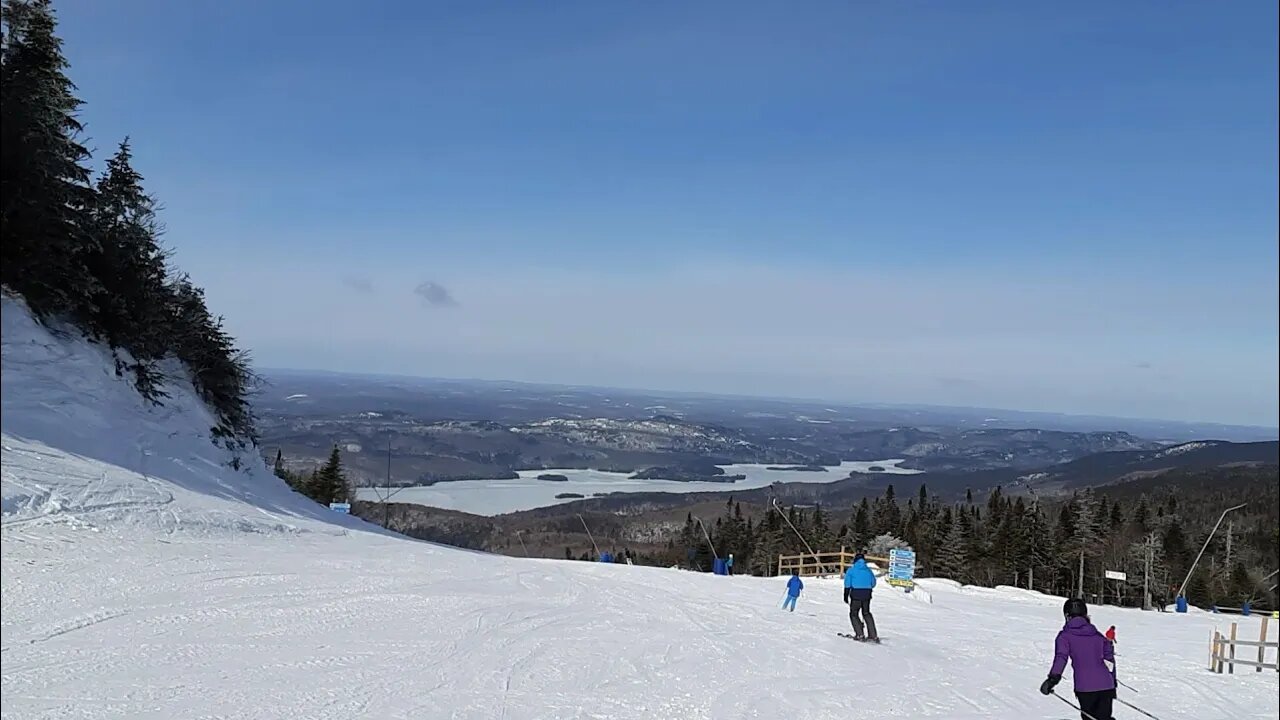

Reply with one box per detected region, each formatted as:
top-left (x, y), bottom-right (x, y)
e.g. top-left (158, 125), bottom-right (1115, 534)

top-left (358, 460), bottom-right (918, 516)
top-left (3, 296), bottom-right (1277, 719)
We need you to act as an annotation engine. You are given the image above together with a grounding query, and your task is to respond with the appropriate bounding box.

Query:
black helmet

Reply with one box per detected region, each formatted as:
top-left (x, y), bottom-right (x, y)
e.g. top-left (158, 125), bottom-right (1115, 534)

top-left (1063, 598), bottom-right (1088, 618)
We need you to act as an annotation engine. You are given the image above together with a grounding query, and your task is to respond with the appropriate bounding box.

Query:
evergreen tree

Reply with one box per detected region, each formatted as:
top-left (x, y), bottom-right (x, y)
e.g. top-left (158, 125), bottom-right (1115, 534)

top-left (1163, 519), bottom-right (1190, 582)
top-left (308, 445), bottom-right (350, 505)
top-left (1069, 489), bottom-right (1102, 596)
top-left (166, 275), bottom-right (258, 444)
top-left (1131, 497), bottom-right (1149, 533)
top-left (678, 513), bottom-right (700, 568)
top-left (86, 139), bottom-right (172, 398)
top-left (872, 485), bottom-right (901, 536)
top-left (1108, 500), bottom-right (1125, 534)
top-left (986, 486), bottom-right (1005, 529)
top-left (934, 507), bottom-right (971, 583)
top-left (850, 498), bottom-right (871, 550)
top-left (1024, 502), bottom-right (1052, 592)
top-left (1228, 561), bottom-right (1253, 606)
top-left (810, 503), bottom-right (831, 550)
top-left (1, 0), bottom-right (98, 317)
top-left (750, 508), bottom-right (785, 576)
top-left (1, 0), bottom-right (259, 451)
top-left (990, 495), bottom-right (1020, 584)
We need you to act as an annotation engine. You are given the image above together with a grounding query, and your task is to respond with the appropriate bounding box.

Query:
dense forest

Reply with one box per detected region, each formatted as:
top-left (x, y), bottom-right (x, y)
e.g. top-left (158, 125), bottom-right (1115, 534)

top-left (646, 466), bottom-right (1279, 611)
top-left (1, 0), bottom-right (255, 446)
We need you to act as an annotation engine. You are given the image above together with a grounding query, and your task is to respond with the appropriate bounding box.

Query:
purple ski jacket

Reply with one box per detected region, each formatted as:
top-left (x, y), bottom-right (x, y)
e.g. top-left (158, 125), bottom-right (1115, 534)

top-left (1050, 617), bottom-right (1116, 692)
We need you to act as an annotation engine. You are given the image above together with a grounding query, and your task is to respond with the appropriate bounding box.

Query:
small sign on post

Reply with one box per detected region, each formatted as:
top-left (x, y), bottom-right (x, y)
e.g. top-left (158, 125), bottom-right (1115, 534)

top-left (1104, 570), bottom-right (1126, 604)
top-left (329, 502), bottom-right (351, 513)
top-left (888, 548), bottom-right (917, 590)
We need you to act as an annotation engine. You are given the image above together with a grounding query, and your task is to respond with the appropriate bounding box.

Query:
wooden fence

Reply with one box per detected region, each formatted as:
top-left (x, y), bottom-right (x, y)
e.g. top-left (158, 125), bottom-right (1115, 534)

top-left (776, 549), bottom-right (889, 577)
top-left (1209, 616), bottom-right (1278, 674)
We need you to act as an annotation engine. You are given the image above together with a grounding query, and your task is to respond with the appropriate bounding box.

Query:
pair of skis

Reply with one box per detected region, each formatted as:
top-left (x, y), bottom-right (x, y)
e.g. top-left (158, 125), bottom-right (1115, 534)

top-left (836, 632), bottom-right (882, 644)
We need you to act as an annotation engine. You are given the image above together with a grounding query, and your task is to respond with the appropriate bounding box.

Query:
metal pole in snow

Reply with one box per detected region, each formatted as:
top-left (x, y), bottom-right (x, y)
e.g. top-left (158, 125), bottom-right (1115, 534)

top-left (771, 498), bottom-right (817, 557)
top-left (1143, 533), bottom-right (1154, 610)
top-left (694, 516), bottom-right (720, 560)
top-left (383, 437), bottom-right (392, 527)
top-left (578, 514), bottom-right (601, 558)
top-left (1177, 503), bottom-right (1246, 598)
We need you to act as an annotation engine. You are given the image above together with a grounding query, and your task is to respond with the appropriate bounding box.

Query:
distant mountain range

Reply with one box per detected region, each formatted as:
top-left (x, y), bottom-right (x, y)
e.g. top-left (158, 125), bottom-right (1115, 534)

top-left (259, 369), bottom-right (1278, 443)
top-left (1015, 439), bottom-right (1280, 491)
top-left (254, 371), bottom-right (1268, 486)
top-left (762, 438), bottom-right (1280, 507)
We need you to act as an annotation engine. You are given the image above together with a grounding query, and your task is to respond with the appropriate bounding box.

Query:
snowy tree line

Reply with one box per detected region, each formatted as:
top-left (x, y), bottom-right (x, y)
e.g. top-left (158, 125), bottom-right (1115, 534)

top-left (665, 467), bottom-right (1277, 610)
top-left (272, 447), bottom-right (352, 507)
top-left (1, 0), bottom-right (256, 445)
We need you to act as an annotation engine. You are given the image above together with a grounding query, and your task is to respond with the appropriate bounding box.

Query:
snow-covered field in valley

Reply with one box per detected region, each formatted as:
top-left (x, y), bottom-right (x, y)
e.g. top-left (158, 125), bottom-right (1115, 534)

top-left (3, 296), bottom-right (1277, 720)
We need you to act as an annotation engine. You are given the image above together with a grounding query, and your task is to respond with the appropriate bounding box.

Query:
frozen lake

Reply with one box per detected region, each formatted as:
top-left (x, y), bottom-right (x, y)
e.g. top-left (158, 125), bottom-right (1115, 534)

top-left (357, 460), bottom-right (920, 516)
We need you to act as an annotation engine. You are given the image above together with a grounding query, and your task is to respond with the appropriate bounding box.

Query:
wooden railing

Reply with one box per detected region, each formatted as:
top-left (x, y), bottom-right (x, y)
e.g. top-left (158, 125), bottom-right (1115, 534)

top-left (1209, 616), bottom-right (1278, 674)
top-left (776, 549), bottom-right (889, 577)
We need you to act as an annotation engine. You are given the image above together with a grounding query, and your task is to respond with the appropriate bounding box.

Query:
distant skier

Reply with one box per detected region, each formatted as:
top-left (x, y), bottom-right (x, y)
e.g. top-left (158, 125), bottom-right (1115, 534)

top-left (842, 552), bottom-right (879, 642)
top-left (726, 554), bottom-right (735, 575)
top-left (783, 572), bottom-right (803, 612)
top-left (1104, 625), bottom-right (1117, 645)
top-left (1040, 598), bottom-right (1116, 720)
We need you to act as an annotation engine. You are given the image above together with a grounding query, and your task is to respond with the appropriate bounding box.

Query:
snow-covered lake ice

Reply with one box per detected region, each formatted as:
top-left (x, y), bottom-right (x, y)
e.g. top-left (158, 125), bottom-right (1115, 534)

top-left (357, 460), bottom-right (920, 515)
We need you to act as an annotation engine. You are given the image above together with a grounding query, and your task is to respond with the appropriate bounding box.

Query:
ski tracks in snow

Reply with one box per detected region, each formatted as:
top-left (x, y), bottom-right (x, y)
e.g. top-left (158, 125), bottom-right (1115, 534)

top-left (5, 526), bottom-right (1279, 719)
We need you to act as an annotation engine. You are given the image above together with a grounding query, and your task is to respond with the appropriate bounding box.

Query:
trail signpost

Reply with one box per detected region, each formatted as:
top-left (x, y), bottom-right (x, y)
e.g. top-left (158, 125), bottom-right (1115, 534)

top-left (888, 548), bottom-right (917, 591)
top-left (1105, 570), bottom-right (1126, 604)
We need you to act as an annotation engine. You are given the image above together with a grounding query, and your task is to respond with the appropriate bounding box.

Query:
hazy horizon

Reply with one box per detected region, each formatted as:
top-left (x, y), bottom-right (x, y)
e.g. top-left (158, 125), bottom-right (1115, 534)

top-left (259, 365), bottom-right (1280, 434)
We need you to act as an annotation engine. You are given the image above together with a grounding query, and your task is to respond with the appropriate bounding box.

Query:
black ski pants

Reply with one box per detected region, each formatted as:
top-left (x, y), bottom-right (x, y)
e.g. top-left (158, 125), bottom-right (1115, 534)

top-left (1075, 690), bottom-right (1114, 720)
top-left (848, 596), bottom-right (878, 640)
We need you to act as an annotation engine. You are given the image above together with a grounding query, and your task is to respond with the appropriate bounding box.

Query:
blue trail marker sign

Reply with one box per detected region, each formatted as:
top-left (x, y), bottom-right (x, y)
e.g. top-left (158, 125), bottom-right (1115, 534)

top-left (888, 548), bottom-right (917, 590)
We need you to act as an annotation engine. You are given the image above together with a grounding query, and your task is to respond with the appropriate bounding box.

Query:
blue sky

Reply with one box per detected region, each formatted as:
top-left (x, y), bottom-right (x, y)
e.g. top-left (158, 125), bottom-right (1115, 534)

top-left (55, 0), bottom-right (1278, 426)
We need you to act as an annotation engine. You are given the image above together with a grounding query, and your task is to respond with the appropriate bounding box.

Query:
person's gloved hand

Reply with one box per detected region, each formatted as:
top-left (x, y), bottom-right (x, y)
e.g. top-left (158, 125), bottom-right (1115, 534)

top-left (842, 587), bottom-right (850, 604)
top-left (1039, 675), bottom-right (1060, 696)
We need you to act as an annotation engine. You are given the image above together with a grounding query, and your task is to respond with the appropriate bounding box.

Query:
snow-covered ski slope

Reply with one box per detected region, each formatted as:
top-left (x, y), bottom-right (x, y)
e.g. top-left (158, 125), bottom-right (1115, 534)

top-left (2, 297), bottom-right (1277, 720)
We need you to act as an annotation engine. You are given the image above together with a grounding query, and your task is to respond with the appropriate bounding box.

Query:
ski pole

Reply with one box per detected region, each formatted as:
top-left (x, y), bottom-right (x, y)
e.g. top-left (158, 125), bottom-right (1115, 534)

top-left (1117, 679), bottom-right (1139, 693)
top-left (1116, 697), bottom-right (1162, 720)
top-left (1052, 691), bottom-right (1099, 720)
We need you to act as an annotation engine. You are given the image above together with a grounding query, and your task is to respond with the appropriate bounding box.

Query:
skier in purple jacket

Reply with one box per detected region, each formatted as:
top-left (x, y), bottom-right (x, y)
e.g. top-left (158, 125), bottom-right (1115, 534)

top-left (1040, 598), bottom-right (1116, 720)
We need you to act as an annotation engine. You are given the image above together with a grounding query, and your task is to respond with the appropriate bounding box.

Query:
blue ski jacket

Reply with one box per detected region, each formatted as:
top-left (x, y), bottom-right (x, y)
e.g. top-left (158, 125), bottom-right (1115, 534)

top-left (786, 575), bottom-right (804, 597)
top-left (843, 559), bottom-right (876, 600)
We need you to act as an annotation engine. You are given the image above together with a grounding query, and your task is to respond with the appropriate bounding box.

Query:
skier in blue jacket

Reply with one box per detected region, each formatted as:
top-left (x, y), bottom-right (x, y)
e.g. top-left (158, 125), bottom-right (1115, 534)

top-left (843, 553), bottom-right (880, 642)
top-left (783, 572), bottom-right (804, 611)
